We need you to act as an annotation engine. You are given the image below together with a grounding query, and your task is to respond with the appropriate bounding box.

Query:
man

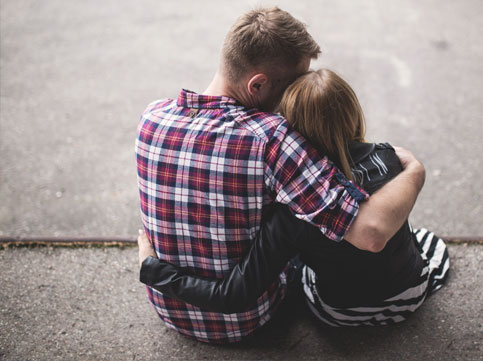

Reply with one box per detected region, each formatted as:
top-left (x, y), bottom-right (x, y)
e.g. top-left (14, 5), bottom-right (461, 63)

top-left (135, 7), bottom-right (424, 343)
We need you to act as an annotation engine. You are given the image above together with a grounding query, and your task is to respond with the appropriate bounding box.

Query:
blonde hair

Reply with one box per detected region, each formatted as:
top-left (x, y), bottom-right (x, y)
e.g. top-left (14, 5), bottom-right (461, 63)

top-left (221, 7), bottom-right (320, 83)
top-left (280, 69), bottom-right (366, 181)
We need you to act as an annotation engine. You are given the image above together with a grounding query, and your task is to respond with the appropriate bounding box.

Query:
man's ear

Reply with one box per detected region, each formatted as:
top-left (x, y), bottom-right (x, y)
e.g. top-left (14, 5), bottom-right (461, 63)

top-left (247, 74), bottom-right (269, 96)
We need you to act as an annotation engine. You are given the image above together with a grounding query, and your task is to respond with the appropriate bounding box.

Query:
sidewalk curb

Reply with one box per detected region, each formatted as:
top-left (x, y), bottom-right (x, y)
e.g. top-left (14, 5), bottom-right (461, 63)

top-left (1, 236), bottom-right (482, 248)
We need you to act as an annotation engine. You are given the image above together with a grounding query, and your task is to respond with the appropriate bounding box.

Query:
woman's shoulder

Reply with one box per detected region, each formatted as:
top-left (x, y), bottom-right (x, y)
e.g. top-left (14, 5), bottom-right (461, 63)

top-left (350, 142), bottom-right (403, 194)
top-left (373, 142), bottom-right (404, 167)
top-left (350, 141), bottom-right (400, 165)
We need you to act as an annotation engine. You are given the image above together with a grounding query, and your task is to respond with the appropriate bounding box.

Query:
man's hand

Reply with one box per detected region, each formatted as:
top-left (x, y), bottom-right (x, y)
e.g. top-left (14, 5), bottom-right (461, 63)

top-left (393, 146), bottom-right (426, 190)
top-left (345, 146), bottom-right (425, 252)
top-left (393, 145), bottom-right (417, 169)
top-left (138, 229), bottom-right (157, 268)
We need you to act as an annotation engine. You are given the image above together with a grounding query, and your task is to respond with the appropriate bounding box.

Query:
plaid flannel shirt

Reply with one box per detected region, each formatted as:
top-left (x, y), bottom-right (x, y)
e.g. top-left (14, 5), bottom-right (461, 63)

top-left (135, 89), bottom-right (368, 343)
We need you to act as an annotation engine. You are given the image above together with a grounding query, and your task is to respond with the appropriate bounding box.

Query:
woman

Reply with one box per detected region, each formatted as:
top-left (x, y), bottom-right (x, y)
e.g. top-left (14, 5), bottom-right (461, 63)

top-left (138, 69), bottom-right (450, 326)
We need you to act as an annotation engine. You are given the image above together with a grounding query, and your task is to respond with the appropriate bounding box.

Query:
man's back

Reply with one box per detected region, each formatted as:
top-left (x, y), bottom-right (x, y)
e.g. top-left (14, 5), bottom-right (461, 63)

top-left (135, 89), bottom-right (364, 343)
top-left (136, 90), bottom-right (296, 343)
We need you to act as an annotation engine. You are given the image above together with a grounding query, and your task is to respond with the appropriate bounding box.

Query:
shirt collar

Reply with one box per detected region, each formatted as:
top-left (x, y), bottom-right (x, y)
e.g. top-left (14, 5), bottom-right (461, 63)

top-left (177, 89), bottom-right (241, 109)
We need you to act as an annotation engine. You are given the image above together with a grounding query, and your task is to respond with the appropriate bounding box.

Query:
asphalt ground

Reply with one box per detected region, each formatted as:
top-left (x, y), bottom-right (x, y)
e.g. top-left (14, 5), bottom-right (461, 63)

top-left (1, 0), bottom-right (482, 238)
top-left (0, 244), bottom-right (481, 361)
top-left (1, 0), bottom-right (483, 360)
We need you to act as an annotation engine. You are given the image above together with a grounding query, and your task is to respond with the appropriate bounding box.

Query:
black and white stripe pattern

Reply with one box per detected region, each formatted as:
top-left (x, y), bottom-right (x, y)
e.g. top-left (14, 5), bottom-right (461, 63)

top-left (302, 228), bottom-right (450, 327)
top-left (414, 228), bottom-right (450, 294)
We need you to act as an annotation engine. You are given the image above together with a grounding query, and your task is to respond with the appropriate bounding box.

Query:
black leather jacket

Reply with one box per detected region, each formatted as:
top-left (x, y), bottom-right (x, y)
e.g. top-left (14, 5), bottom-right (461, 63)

top-left (140, 142), bottom-right (424, 312)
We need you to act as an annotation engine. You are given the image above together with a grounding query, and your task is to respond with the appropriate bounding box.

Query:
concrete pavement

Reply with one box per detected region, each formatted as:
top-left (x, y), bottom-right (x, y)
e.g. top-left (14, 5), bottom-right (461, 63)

top-left (1, 0), bottom-right (482, 237)
top-left (1, 0), bottom-right (483, 360)
top-left (0, 244), bottom-right (481, 361)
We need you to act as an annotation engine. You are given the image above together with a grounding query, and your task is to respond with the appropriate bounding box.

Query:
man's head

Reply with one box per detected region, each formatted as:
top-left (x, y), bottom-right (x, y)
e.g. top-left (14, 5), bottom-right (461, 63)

top-left (220, 7), bottom-right (321, 111)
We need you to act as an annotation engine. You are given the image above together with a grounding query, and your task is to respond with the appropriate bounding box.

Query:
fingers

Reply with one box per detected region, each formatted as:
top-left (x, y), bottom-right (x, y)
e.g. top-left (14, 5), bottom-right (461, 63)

top-left (392, 145), bottom-right (425, 189)
top-left (137, 229), bottom-right (149, 244)
top-left (137, 229), bottom-right (158, 267)
top-left (393, 145), bottom-right (416, 169)
top-left (137, 229), bottom-right (143, 246)
top-left (393, 145), bottom-right (410, 158)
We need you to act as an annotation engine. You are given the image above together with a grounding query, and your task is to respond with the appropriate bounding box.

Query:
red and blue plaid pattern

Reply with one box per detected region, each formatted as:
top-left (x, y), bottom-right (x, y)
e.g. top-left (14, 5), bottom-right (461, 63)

top-left (135, 89), bottom-right (367, 343)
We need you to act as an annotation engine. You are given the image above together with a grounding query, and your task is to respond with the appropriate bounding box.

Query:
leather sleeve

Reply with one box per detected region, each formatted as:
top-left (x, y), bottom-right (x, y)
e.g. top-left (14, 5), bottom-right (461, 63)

top-left (140, 204), bottom-right (310, 313)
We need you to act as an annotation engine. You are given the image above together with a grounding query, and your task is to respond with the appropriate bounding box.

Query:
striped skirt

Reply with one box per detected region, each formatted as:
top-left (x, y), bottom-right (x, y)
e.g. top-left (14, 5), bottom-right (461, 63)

top-left (301, 228), bottom-right (450, 327)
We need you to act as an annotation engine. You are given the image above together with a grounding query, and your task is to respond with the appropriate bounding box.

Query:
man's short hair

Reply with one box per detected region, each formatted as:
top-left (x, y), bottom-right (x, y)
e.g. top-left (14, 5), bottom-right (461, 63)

top-left (221, 7), bottom-right (321, 82)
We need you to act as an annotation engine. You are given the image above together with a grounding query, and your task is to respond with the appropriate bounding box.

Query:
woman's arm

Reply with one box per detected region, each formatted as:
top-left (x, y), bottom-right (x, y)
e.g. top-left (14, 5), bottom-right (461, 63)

top-left (138, 204), bottom-right (310, 313)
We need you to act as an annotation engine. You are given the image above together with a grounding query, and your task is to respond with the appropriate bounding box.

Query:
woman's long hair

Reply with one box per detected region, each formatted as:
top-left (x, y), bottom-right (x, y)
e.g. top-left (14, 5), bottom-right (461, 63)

top-left (280, 69), bottom-right (366, 181)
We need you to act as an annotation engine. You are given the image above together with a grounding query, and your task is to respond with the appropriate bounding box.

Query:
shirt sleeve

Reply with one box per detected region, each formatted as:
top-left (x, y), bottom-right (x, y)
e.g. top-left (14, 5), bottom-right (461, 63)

top-left (264, 122), bottom-right (369, 242)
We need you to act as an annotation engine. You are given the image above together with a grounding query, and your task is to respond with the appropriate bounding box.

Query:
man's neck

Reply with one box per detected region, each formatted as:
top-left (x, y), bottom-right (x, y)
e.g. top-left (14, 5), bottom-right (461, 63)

top-left (203, 72), bottom-right (253, 107)
top-left (203, 72), bottom-right (228, 97)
